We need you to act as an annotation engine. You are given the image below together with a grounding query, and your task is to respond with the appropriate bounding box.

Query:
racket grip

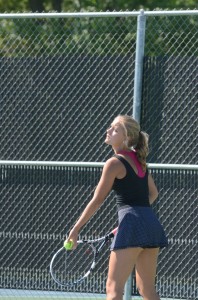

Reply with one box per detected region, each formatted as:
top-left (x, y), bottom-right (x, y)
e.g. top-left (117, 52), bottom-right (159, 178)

top-left (112, 227), bottom-right (118, 235)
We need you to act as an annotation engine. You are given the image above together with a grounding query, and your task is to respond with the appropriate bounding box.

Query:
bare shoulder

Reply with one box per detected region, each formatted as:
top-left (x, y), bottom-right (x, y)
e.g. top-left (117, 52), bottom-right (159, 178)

top-left (104, 156), bottom-right (122, 167)
top-left (103, 157), bottom-right (123, 175)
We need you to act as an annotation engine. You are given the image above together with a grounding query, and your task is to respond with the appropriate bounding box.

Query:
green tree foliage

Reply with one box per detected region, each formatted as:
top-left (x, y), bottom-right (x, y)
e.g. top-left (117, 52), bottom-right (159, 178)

top-left (0, 1), bottom-right (197, 57)
top-left (0, 0), bottom-right (27, 12)
top-left (0, 0), bottom-right (197, 12)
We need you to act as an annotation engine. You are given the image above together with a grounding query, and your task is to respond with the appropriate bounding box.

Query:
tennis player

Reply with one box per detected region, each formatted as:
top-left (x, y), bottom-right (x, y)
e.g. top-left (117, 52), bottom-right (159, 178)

top-left (66, 115), bottom-right (168, 300)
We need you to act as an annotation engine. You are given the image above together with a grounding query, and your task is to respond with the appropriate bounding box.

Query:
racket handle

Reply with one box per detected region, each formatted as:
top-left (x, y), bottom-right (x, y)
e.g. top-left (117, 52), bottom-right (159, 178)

top-left (108, 227), bottom-right (118, 238)
top-left (112, 227), bottom-right (118, 235)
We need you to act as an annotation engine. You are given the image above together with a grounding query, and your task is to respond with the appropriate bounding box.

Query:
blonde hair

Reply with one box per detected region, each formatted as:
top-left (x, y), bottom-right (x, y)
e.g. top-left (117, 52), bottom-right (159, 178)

top-left (116, 115), bottom-right (149, 171)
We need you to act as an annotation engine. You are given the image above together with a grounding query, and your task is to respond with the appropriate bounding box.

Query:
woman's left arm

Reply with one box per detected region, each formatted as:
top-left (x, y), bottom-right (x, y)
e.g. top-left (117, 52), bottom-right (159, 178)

top-left (148, 173), bottom-right (159, 204)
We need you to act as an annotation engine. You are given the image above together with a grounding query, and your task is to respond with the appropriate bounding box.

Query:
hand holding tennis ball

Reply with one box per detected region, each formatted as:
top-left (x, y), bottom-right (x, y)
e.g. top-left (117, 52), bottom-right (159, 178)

top-left (64, 240), bottom-right (74, 250)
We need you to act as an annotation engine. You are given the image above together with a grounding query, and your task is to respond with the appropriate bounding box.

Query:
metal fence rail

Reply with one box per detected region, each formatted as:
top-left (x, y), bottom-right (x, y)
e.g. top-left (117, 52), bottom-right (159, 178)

top-left (0, 161), bottom-right (197, 299)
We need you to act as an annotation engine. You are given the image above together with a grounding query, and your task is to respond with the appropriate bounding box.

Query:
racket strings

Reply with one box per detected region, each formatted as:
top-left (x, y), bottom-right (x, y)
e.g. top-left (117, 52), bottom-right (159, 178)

top-left (51, 243), bottom-right (95, 286)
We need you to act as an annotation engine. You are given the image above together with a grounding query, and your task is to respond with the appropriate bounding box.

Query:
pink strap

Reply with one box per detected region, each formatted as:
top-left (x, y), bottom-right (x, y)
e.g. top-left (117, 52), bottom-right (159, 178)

top-left (118, 150), bottom-right (145, 178)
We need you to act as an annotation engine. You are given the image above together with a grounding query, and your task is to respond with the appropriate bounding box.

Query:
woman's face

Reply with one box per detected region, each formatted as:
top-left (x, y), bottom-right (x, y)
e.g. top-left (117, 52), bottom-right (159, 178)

top-left (105, 117), bottom-right (126, 149)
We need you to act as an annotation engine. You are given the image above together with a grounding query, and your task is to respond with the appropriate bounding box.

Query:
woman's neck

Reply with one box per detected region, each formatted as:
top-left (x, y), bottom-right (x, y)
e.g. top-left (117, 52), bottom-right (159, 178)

top-left (113, 147), bottom-right (132, 154)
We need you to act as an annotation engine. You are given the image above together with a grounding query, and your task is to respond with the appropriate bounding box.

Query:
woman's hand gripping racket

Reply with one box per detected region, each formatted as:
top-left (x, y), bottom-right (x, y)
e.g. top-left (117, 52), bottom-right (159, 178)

top-left (50, 227), bottom-right (117, 287)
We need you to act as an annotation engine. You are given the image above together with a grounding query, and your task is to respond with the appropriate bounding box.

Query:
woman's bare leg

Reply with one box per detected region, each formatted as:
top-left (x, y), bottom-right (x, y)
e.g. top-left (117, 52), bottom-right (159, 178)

top-left (106, 247), bottom-right (143, 300)
top-left (135, 248), bottom-right (160, 300)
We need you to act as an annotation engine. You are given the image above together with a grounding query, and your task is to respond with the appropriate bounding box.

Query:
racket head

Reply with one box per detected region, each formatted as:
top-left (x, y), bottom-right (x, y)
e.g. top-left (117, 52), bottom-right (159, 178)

top-left (50, 241), bottom-right (96, 287)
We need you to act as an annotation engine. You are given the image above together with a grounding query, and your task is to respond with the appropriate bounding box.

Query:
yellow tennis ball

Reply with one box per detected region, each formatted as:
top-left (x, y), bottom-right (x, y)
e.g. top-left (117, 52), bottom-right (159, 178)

top-left (64, 240), bottom-right (74, 250)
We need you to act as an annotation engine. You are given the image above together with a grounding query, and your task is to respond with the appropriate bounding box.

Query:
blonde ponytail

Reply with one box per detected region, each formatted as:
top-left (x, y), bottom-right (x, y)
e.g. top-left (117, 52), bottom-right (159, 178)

top-left (135, 131), bottom-right (149, 172)
top-left (116, 115), bottom-right (149, 172)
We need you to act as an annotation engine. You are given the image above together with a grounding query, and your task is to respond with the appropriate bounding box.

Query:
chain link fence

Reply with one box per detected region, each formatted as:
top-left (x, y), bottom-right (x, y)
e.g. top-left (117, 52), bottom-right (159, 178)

top-left (0, 12), bottom-right (197, 164)
top-left (0, 10), bottom-right (198, 300)
top-left (142, 13), bottom-right (198, 165)
top-left (0, 14), bottom-right (137, 162)
top-left (0, 163), bottom-right (197, 300)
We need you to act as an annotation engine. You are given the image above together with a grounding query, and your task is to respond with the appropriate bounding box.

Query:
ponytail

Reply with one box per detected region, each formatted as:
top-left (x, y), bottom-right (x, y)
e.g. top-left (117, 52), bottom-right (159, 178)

top-left (135, 131), bottom-right (149, 172)
top-left (114, 115), bottom-right (149, 171)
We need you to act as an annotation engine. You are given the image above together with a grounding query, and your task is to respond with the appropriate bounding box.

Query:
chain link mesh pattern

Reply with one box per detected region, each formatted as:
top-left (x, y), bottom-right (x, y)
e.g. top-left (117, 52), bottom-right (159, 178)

top-left (0, 165), bottom-right (116, 293)
top-left (0, 16), bottom-right (136, 162)
top-left (0, 11), bottom-right (198, 300)
top-left (0, 164), bottom-right (197, 299)
top-left (0, 14), bottom-right (197, 164)
top-left (142, 14), bottom-right (198, 165)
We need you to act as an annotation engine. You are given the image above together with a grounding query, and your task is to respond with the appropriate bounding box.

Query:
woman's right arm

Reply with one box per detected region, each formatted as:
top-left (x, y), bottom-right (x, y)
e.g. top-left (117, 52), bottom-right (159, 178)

top-left (65, 157), bottom-right (121, 248)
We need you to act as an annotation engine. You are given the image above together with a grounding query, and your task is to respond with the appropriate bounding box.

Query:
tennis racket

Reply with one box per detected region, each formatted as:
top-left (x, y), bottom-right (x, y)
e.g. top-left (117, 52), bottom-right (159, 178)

top-left (50, 227), bottom-right (117, 287)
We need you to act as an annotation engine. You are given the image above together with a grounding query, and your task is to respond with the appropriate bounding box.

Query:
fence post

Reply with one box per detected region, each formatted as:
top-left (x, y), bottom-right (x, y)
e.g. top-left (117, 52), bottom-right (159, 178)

top-left (124, 9), bottom-right (146, 300)
top-left (133, 9), bottom-right (146, 123)
top-left (124, 274), bottom-right (133, 300)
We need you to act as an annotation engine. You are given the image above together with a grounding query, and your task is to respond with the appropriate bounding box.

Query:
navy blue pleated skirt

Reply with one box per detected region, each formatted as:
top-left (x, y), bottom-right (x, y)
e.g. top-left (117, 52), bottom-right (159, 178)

top-left (111, 205), bottom-right (168, 250)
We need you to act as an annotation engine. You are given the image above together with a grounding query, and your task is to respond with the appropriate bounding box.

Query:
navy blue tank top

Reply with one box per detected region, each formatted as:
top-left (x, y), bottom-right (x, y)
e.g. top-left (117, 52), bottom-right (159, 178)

top-left (112, 155), bottom-right (150, 207)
